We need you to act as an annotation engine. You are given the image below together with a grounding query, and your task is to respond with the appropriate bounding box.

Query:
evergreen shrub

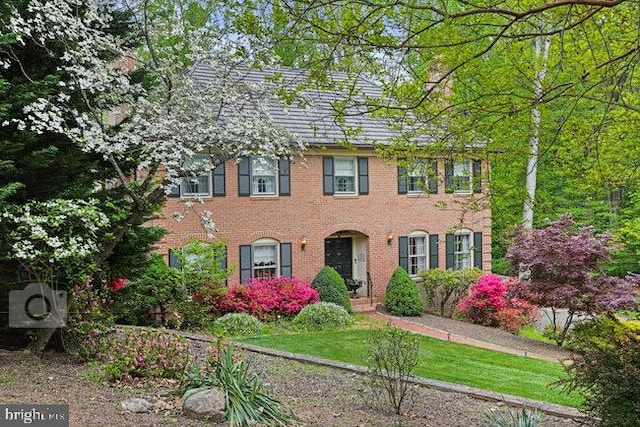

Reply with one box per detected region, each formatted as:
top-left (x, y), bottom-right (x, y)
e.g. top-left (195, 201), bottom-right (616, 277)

top-left (384, 267), bottom-right (423, 316)
top-left (310, 266), bottom-right (352, 313)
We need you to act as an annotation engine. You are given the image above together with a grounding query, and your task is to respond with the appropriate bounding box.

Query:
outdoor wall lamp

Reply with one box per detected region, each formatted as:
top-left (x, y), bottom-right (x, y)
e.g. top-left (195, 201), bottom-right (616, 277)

top-left (387, 232), bottom-right (394, 245)
top-left (300, 236), bottom-right (307, 251)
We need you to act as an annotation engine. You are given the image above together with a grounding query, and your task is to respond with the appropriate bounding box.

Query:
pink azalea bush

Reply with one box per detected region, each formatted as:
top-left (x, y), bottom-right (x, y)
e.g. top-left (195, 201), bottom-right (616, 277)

top-left (217, 277), bottom-right (320, 320)
top-left (458, 274), bottom-right (540, 333)
top-left (458, 274), bottom-right (507, 327)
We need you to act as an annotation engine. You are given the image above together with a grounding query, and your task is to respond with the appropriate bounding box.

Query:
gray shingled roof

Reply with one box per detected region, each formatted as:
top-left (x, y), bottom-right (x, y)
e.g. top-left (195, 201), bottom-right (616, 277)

top-left (190, 64), bottom-right (420, 148)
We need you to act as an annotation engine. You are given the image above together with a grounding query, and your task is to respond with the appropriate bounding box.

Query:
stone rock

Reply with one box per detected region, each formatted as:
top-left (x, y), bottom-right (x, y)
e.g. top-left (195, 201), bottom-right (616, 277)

top-left (182, 387), bottom-right (226, 421)
top-left (121, 397), bottom-right (152, 413)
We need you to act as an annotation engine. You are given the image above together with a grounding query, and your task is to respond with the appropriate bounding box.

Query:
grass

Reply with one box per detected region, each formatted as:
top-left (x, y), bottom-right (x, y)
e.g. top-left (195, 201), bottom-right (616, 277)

top-left (519, 326), bottom-right (556, 345)
top-left (238, 327), bottom-right (582, 408)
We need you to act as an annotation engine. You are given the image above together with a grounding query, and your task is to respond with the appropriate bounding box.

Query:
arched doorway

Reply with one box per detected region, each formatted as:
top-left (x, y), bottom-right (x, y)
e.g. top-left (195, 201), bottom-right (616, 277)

top-left (324, 230), bottom-right (369, 297)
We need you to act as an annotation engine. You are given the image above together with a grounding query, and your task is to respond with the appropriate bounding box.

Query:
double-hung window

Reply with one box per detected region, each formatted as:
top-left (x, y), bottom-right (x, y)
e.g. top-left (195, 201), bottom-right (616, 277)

top-left (239, 239), bottom-right (293, 283)
top-left (182, 155), bottom-right (211, 196)
top-left (407, 165), bottom-right (426, 194)
top-left (252, 242), bottom-right (278, 279)
top-left (453, 160), bottom-right (472, 193)
top-left (445, 230), bottom-right (482, 270)
top-left (238, 157), bottom-right (290, 197)
top-left (399, 232), bottom-right (438, 275)
top-left (398, 160), bottom-right (438, 194)
top-left (323, 156), bottom-right (368, 195)
top-left (334, 157), bottom-right (356, 194)
top-left (251, 157), bottom-right (277, 195)
top-left (408, 234), bottom-right (427, 275)
top-left (453, 232), bottom-right (472, 270)
top-left (445, 159), bottom-right (481, 194)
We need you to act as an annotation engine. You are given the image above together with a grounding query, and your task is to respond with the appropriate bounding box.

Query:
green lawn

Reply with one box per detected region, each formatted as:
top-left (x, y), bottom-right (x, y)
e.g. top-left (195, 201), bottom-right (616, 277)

top-left (239, 328), bottom-right (582, 408)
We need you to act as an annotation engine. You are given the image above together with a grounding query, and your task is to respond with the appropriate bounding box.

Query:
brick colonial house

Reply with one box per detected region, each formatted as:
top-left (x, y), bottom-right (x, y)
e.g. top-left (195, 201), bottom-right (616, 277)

top-left (152, 67), bottom-right (491, 304)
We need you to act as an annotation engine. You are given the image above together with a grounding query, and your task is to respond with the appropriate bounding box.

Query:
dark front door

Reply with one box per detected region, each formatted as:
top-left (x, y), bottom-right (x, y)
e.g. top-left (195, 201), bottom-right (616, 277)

top-left (325, 237), bottom-right (353, 282)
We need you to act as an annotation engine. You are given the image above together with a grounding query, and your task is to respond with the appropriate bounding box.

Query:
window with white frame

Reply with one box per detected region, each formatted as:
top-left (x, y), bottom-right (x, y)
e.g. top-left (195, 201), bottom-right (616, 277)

top-left (253, 240), bottom-right (278, 279)
top-left (454, 231), bottom-right (473, 270)
top-left (251, 157), bottom-right (277, 195)
top-left (453, 160), bottom-right (472, 193)
top-left (407, 163), bottom-right (427, 193)
top-left (182, 155), bottom-right (211, 196)
top-left (334, 157), bottom-right (356, 194)
top-left (408, 232), bottom-right (428, 275)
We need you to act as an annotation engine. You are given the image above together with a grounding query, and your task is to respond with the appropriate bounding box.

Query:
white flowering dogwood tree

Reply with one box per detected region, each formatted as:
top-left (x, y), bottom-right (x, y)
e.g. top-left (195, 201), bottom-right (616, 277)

top-left (2, 0), bottom-right (303, 269)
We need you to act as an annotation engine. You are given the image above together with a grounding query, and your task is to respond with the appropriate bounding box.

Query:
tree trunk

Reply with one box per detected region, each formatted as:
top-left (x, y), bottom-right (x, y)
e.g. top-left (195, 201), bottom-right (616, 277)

top-left (522, 29), bottom-right (551, 230)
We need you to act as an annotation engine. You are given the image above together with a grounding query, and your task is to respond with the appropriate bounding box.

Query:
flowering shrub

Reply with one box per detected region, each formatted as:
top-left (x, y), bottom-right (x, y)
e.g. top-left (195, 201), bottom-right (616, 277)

top-left (110, 277), bottom-right (128, 292)
top-left (497, 297), bottom-right (541, 334)
top-left (216, 277), bottom-right (319, 320)
top-left (101, 328), bottom-right (189, 380)
top-left (458, 274), bottom-right (540, 333)
top-left (458, 274), bottom-right (507, 327)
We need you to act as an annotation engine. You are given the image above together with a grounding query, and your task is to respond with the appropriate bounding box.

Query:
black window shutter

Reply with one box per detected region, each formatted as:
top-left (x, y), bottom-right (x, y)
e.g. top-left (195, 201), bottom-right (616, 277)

top-left (168, 183), bottom-right (180, 197)
top-left (474, 232), bottom-right (483, 269)
top-left (279, 157), bottom-right (291, 196)
top-left (429, 234), bottom-right (439, 269)
top-left (238, 158), bottom-right (250, 196)
top-left (280, 242), bottom-right (292, 278)
top-left (428, 160), bottom-right (438, 194)
top-left (444, 161), bottom-right (454, 193)
top-left (239, 245), bottom-right (252, 283)
top-left (168, 249), bottom-right (180, 269)
top-left (358, 157), bottom-right (369, 195)
top-left (213, 162), bottom-right (226, 197)
top-left (472, 160), bottom-right (482, 193)
top-left (323, 157), bottom-right (334, 195)
top-left (397, 166), bottom-right (408, 194)
top-left (445, 234), bottom-right (454, 269)
top-left (398, 236), bottom-right (408, 272)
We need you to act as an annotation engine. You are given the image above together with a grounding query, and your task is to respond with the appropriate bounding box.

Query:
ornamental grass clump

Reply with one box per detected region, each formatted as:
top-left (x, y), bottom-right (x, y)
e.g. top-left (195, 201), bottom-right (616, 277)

top-left (212, 313), bottom-right (263, 336)
top-left (292, 302), bottom-right (354, 331)
top-left (384, 267), bottom-right (423, 316)
top-left (182, 346), bottom-right (299, 427)
top-left (217, 277), bottom-right (319, 320)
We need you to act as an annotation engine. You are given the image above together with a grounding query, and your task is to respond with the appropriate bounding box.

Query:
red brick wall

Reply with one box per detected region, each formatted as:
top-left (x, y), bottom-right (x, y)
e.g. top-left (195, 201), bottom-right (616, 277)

top-left (151, 148), bottom-right (492, 300)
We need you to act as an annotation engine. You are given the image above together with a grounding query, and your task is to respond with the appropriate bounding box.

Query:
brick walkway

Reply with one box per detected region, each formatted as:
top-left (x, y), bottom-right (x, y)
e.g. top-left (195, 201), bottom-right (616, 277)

top-left (367, 312), bottom-right (568, 362)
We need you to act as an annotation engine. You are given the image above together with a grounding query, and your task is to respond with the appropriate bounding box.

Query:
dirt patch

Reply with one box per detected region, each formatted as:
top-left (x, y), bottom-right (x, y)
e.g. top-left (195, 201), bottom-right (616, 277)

top-left (0, 349), bottom-right (588, 426)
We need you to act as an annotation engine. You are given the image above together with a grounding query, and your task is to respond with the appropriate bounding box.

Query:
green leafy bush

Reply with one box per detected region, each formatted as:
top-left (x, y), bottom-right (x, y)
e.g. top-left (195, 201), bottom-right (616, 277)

top-left (559, 316), bottom-right (640, 426)
top-left (292, 302), bottom-right (354, 331)
top-left (110, 254), bottom-right (187, 326)
top-left (310, 266), bottom-right (352, 313)
top-left (212, 313), bottom-right (263, 336)
top-left (384, 267), bottom-right (423, 316)
top-left (101, 328), bottom-right (189, 381)
top-left (421, 268), bottom-right (482, 317)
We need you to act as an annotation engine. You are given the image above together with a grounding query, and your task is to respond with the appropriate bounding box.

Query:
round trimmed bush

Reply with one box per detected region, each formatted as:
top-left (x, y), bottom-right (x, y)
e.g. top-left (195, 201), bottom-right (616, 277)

top-left (310, 266), bottom-right (352, 313)
top-left (292, 302), bottom-right (354, 331)
top-left (384, 267), bottom-right (423, 316)
top-left (212, 313), bottom-right (263, 336)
